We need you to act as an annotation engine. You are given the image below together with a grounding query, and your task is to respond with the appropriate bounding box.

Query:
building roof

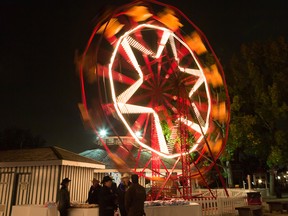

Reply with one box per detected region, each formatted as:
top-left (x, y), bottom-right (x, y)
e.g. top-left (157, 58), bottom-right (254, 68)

top-left (80, 144), bottom-right (182, 172)
top-left (0, 146), bottom-right (105, 169)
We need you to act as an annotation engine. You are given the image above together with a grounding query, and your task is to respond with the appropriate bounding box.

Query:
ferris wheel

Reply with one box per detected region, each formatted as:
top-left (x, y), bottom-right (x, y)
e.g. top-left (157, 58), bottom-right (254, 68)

top-left (79, 0), bottom-right (230, 198)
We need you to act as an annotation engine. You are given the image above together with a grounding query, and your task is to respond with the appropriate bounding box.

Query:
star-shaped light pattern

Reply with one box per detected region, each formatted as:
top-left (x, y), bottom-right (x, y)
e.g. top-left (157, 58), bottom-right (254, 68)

top-left (106, 23), bottom-right (211, 159)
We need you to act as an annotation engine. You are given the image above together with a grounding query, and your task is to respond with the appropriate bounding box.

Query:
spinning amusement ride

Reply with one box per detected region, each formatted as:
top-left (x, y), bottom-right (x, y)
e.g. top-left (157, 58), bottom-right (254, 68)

top-left (79, 0), bottom-right (230, 200)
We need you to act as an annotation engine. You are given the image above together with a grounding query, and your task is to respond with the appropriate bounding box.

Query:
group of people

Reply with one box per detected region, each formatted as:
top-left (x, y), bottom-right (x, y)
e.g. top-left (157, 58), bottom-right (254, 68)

top-left (56, 173), bottom-right (146, 216)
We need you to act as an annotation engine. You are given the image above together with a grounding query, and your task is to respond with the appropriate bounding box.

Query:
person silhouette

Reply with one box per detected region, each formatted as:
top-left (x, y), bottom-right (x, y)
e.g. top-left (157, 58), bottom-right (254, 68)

top-left (125, 174), bottom-right (146, 216)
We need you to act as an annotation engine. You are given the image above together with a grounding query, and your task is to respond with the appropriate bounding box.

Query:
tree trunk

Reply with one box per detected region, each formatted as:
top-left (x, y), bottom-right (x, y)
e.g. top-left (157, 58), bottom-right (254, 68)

top-left (226, 161), bottom-right (234, 188)
top-left (269, 169), bottom-right (275, 196)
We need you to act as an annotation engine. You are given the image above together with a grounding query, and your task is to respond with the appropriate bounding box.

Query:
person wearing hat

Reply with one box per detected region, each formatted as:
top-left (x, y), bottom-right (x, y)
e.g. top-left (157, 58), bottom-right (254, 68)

top-left (86, 178), bottom-right (102, 204)
top-left (117, 173), bottom-right (131, 216)
top-left (98, 175), bottom-right (117, 216)
top-left (57, 178), bottom-right (71, 216)
top-left (125, 174), bottom-right (146, 216)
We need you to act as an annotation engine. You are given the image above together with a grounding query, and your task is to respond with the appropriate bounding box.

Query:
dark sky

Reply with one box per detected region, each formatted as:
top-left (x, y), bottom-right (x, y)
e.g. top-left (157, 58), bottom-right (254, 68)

top-left (1, 0), bottom-right (287, 153)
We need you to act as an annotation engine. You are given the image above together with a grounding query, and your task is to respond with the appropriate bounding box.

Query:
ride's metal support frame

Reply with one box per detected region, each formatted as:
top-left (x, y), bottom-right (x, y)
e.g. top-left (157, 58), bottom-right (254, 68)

top-left (203, 136), bottom-right (229, 197)
top-left (192, 160), bottom-right (216, 198)
top-left (178, 90), bottom-right (193, 199)
top-left (155, 157), bottom-right (181, 200)
top-left (179, 121), bottom-right (192, 199)
top-left (187, 89), bottom-right (229, 197)
top-left (151, 115), bottom-right (161, 198)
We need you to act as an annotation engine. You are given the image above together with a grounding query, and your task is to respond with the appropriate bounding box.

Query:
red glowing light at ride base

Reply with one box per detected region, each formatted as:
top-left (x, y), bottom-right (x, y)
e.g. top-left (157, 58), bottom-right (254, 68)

top-left (79, 0), bottom-right (230, 200)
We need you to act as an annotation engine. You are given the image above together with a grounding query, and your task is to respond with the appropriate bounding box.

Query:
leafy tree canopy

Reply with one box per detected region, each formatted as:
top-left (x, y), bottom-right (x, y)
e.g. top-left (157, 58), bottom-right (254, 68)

top-left (222, 36), bottom-right (288, 172)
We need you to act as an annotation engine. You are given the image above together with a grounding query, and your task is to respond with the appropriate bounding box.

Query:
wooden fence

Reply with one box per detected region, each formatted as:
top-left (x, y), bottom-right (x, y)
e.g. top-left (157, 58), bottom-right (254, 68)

top-left (190, 188), bottom-right (250, 216)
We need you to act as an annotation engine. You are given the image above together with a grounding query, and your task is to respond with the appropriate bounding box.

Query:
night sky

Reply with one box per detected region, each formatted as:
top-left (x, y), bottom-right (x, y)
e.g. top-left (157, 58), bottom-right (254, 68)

top-left (1, 0), bottom-right (287, 153)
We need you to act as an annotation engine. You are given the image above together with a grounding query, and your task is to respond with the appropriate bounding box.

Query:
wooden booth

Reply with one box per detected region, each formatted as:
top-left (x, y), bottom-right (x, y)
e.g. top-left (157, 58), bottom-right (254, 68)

top-left (0, 146), bottom-right (105, 216)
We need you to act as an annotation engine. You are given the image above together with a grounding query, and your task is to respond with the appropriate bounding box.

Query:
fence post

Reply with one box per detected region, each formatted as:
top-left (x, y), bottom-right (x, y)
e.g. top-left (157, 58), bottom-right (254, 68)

top-left (217, 197), bottom-right (223, 216)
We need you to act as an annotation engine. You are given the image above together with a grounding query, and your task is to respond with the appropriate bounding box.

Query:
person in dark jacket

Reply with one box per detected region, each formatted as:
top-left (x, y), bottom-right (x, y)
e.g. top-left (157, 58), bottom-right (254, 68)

top-left (98, 175), bottom-right (117, 216)
top-left (117, 173), bottom-right (131, 216)
top-left (125, 174), bottom-right (146, 216)
top-left (87, 178), bottom-right (102, 204)
top-left (57, 177), bottom-right (71, 216)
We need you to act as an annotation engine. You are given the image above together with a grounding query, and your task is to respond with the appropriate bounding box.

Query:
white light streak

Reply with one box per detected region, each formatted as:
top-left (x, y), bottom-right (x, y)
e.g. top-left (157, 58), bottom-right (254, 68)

top-left (154, 30), bottom-right (171, 58)
top-left (107, 23), bottom-right (211, 159)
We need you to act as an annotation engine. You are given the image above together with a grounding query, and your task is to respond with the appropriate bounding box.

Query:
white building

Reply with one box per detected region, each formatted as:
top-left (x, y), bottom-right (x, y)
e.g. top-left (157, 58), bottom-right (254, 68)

top-left (0, 146), bottom-right (104, 216)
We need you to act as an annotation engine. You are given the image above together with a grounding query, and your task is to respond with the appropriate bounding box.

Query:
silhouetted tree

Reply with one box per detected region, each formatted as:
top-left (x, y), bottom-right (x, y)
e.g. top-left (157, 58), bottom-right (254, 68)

top-left (0, 127), bottom-right (46, 150)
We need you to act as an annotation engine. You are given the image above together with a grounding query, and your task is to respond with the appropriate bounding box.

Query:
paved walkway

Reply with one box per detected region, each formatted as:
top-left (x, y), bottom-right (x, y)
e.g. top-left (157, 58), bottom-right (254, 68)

top-left (231, 193), bottom-right (288, 215)
top-left (261, 194), bottom-right (288, 215)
